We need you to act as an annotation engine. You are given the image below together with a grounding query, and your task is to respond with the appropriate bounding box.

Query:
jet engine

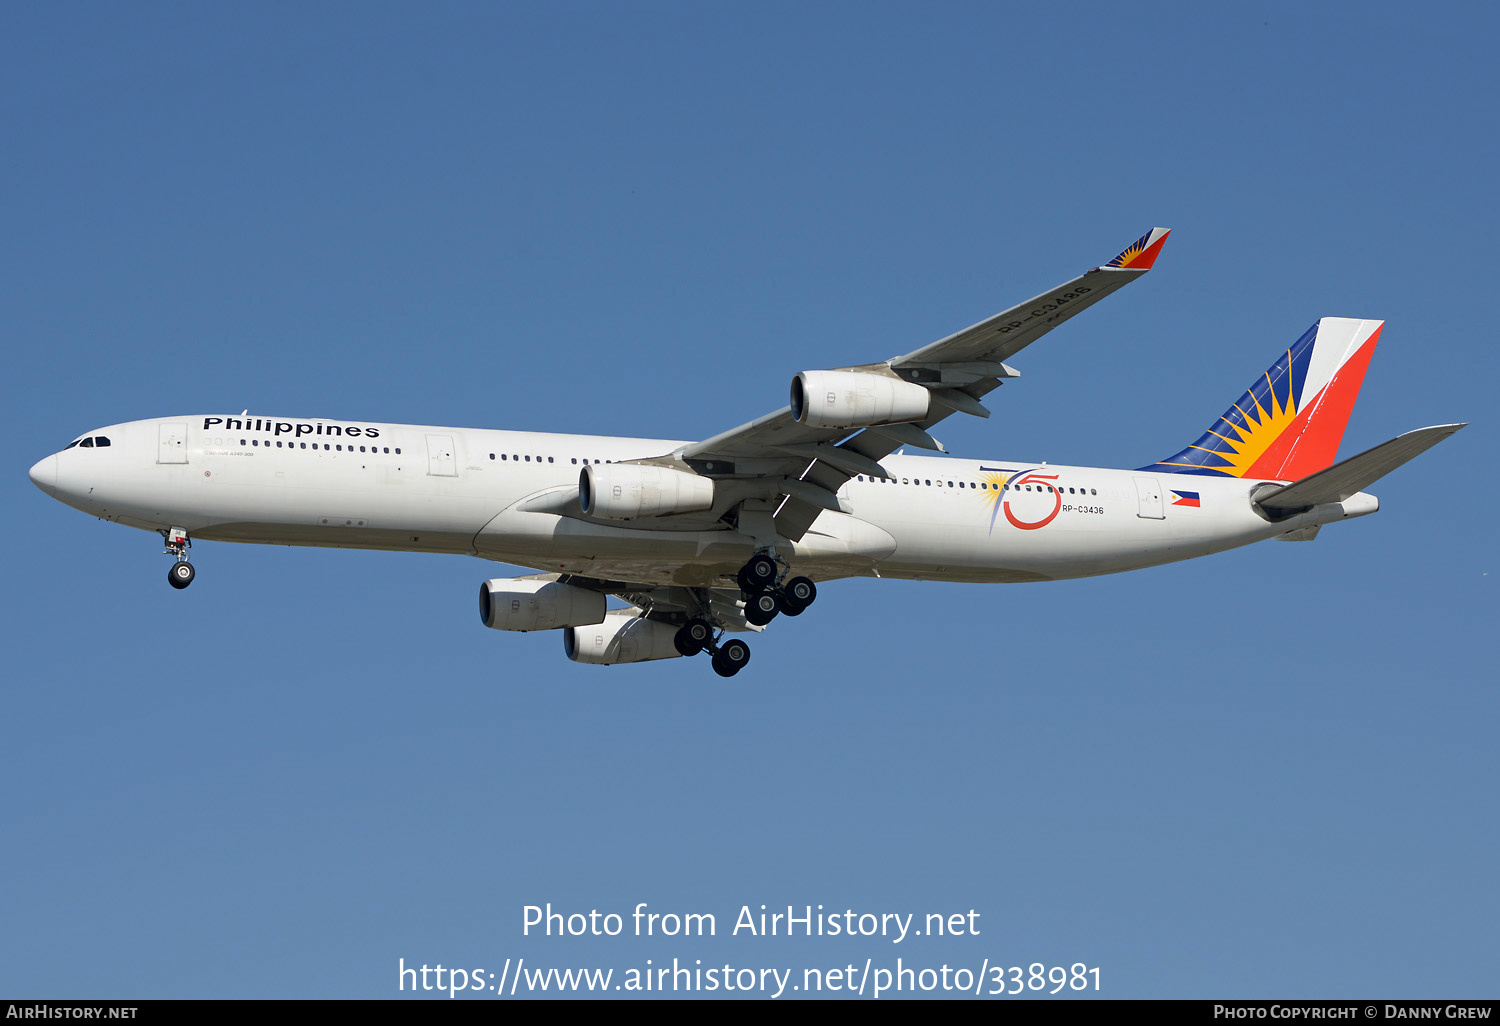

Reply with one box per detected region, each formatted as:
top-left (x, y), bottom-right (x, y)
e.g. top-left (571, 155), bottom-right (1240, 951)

top-left (563, 609), bottom-right (683, 665)
top-left (578, 463), bottom-right (715, 519)
top-left (790, 370), bottom-right (930, 429)
top-left (478, 578), bottom-right (606, 632)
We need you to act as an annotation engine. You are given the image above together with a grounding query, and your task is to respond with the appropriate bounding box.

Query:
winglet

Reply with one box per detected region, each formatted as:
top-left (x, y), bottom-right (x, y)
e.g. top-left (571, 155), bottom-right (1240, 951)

top-left (1104, 227), bottom-right (1171, 270)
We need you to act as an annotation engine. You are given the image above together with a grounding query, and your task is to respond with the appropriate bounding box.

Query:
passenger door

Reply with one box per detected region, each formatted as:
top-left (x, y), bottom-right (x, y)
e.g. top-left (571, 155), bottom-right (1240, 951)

top-left (1133, 476), bottom-right (1164, 519)
top-left (158, 422), bottom-right (188, 464)
top-left (426, 434), bottom-right (457, 477)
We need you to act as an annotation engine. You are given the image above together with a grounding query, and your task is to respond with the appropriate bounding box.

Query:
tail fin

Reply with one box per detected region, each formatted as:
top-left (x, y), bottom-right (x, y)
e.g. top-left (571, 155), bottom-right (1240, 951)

top-left (1142, 317), bottom-right (1382, 480)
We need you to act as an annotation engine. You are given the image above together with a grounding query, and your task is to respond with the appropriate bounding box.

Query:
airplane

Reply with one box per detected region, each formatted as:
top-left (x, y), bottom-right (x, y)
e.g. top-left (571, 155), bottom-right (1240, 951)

top-left (27, 228), bottom-right (1465, 677)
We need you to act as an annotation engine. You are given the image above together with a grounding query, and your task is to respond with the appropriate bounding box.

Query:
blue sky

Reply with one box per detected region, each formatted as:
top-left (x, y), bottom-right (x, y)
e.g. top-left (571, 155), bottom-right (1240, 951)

top-left (3, 2), bottom-right (1494, 999)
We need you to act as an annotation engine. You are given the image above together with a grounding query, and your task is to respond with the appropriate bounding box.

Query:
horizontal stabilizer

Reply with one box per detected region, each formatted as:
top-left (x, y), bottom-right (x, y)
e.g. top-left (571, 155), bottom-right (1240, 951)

top-left (1256, 423), bottom-right (1466, 512)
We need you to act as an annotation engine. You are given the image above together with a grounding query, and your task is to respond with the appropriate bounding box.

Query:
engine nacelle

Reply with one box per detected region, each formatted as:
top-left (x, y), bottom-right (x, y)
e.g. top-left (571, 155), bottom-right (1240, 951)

top-left (790, 370), bottom-right (931, 429)
top-left (563, 610), bottom-right (683, 665)
top-left (579, 463), bottom-right (715, 519)
top-left (479, 578), bottom-right (606, 632)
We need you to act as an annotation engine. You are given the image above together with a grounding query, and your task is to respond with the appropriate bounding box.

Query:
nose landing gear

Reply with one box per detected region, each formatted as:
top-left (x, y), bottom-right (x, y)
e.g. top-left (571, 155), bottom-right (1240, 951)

top-left (161, 527), bottom-right (196, 590)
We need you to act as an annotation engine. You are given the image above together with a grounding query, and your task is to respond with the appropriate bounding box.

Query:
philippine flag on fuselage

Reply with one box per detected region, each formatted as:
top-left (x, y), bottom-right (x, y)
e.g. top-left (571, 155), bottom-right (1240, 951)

top-left (1171, 490), bottom-right (1201, 507)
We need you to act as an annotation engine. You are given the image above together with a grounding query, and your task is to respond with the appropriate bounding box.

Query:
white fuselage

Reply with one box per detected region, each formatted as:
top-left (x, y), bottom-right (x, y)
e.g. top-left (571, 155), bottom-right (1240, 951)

top-left (29, 414), bottom-right (1377, 589)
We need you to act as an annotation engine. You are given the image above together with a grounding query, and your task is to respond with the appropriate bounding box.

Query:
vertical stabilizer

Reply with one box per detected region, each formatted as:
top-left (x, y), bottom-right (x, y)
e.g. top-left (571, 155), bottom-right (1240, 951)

top-left (1143, 317), bottom-right (1381, 480)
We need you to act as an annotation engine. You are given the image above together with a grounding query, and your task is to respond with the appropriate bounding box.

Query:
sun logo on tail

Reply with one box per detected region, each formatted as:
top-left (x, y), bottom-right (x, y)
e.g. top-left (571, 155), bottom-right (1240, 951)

top-left (1181, 357), bottom-right (1301, 477)
top-left (1144, 318), bottom-right (1381, 480)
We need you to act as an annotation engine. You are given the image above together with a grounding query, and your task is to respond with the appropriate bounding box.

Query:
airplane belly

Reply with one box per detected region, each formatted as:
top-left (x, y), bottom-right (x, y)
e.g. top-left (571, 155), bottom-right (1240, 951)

top-left (474, 509), bottom-right (751, 583)
top-left (473, 509), bottom-right (893, 586)
top-left (100, 452), bottom-right (501, 553)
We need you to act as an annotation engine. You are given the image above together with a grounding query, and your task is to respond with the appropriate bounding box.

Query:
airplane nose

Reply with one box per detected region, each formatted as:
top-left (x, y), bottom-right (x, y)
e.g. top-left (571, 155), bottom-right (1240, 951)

top-left (29, 454), bottom-right (57, 495)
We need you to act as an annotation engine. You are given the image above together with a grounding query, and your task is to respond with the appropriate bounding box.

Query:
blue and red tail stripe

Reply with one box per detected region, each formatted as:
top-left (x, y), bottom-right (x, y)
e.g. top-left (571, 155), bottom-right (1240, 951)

top-left (1141, 317), bottom-right (1380, 481)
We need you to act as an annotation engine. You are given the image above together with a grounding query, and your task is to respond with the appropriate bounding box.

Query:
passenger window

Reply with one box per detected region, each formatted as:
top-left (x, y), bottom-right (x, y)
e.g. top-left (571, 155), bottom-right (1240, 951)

top-left (277, 440), bottom-right (283, 447)
top-left (383, 447), bottom-right (389, 453)
top-left (548, 457), bottom-right (554, 463)
top-left (571, 458), bottom-right (577, 464)
top-left (395, 448), bottom-right (401, 454)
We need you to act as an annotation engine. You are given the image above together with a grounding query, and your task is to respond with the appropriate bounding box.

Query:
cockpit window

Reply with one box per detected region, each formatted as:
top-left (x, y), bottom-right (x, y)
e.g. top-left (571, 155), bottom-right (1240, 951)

top-left (94, 436), bottom-right (111, 447)
top-left (65, 439), bottom-right (81, 449)
top-left (80, 437), bottom-right (94, 448)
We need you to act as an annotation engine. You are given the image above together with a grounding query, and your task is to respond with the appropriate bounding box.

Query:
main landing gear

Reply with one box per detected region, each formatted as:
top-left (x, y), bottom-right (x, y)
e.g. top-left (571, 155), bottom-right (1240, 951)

top-left (161, 527), bottom-right (196, 590)
top-left (673, 618), bottom-right (752, 678)
top-left (672, 554), bottom-right (819, 678)
top-left (736, 552), bottom-right (816, 627)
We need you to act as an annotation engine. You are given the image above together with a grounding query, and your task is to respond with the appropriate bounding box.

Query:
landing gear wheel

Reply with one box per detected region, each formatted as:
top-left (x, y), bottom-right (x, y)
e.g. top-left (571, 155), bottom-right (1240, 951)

top-left (167, 561), bottom-right (196, 590)
top-left (777, 592), bottom-right (804, 616)
top-left (784, 576), bottom-right (817, 608)
top-left (674, 618), bottom-right (714, 657)
top-left (744, 591), bottom-right (779, 626)
top-left (711, 638), bottom-right (751, 677)
top-left (736, 553), bottom-right (778, 594)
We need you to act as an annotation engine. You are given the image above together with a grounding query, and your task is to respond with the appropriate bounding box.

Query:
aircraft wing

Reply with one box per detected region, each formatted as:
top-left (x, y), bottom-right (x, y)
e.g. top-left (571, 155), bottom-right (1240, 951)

top-left (668, 228), bottom-right (1171, 539)
top-left (888, 225), bottom-right (1173, 368)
